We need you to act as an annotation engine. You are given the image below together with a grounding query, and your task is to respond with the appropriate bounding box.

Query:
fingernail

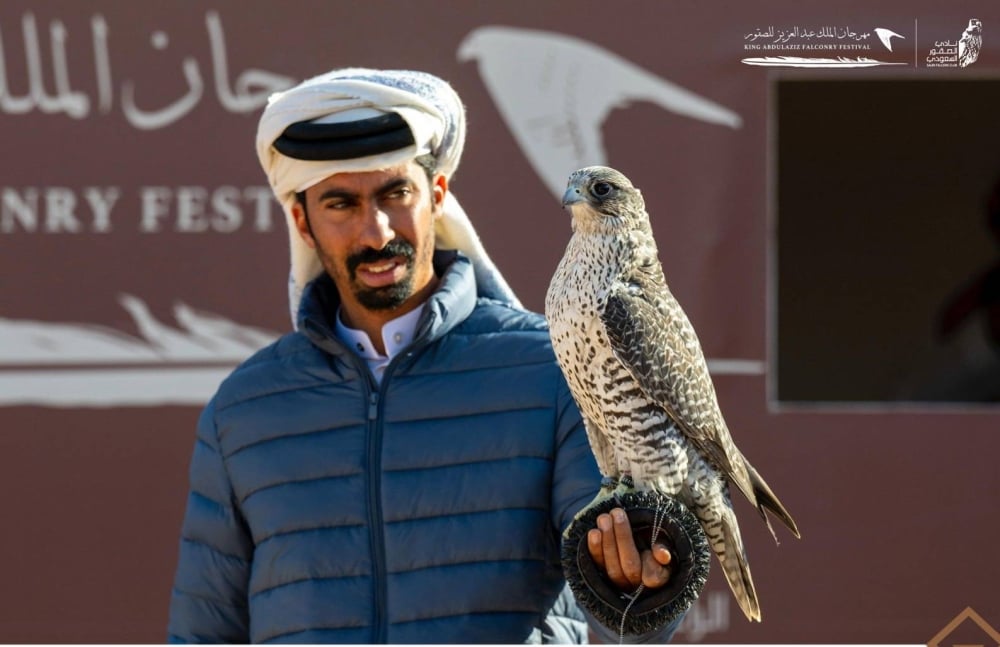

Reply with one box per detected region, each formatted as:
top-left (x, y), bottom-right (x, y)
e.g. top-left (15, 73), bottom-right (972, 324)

top-left (612, 509), bottom-right (626, 523)
top-left (598, 515), bottom-right (612, 531)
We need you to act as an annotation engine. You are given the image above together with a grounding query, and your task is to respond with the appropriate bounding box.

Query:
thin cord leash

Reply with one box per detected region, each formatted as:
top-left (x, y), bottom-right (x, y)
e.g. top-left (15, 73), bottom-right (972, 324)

top-left (619, 584), bottom-right (645, 641)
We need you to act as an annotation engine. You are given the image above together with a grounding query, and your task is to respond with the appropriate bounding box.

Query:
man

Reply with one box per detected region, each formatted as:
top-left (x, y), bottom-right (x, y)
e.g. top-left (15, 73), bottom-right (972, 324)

top-left (168, 68), bottom-right (678, 643)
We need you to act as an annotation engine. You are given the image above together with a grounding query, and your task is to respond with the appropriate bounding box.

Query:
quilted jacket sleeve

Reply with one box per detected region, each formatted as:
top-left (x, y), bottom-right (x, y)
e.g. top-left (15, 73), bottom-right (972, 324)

top-left (545, 380), bottom-right (597, 643)
top-left (550, 380), bottom-right (599, 535)
top-left (167, 399), bottom-right (254, 643)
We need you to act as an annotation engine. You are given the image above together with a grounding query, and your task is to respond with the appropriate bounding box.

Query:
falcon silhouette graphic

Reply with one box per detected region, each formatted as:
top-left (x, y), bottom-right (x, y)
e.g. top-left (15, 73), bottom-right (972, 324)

top-left (458, 26), bottom-right (742, 198)
top-left (959, 19), bottom-right (983, 68)
top-left (874, 28), bottom-right (904, 52)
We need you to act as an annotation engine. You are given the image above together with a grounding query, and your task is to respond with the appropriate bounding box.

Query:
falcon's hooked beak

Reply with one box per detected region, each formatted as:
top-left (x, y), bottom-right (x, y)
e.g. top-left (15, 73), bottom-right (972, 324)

top-left (562, 183), bottom-right (586, 208)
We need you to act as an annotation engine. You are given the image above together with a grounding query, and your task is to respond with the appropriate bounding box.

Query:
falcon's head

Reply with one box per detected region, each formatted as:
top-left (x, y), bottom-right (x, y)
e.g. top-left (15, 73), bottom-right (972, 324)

top-left (562, 166), bottom-right (648, 233)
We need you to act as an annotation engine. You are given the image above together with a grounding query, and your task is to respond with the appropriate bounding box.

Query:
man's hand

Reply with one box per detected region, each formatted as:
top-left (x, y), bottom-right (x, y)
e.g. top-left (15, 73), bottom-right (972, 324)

top-left (588, 508), bottom-right (672, 591)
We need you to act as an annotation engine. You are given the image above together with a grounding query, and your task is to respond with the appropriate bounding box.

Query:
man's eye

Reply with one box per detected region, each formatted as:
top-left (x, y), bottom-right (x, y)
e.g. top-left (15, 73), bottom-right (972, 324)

top-left (325, 201), bottom-right (352, 210)
top-left (386, 187), bottom-right (412, 200)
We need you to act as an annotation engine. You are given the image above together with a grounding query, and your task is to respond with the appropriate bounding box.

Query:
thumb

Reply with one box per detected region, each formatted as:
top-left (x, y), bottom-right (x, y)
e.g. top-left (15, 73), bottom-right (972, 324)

top-left (652, 543), bottom-right (672, 566)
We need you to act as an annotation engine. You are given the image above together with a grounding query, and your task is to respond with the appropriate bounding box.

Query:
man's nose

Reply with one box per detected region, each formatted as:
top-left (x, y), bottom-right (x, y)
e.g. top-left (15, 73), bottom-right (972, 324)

top-left (359, 205), bottom-right (395, 249)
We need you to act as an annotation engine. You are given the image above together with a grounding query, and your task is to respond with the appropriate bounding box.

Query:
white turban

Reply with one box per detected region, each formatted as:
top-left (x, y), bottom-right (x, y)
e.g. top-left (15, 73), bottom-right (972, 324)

top-left (256, 67), bottom-right (521, 326)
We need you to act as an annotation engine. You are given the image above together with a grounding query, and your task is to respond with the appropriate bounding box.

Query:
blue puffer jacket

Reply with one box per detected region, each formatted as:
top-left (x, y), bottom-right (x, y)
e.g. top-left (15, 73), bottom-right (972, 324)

top-left (168, 254), bottom-right (604, 643)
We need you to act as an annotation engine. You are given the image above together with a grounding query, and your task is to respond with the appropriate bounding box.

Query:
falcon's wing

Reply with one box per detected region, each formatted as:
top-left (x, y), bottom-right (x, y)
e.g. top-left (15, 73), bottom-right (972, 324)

top-left (600, 275), bottom-right (754, 501)
top-left (601, 273), bottom-right (801, 540)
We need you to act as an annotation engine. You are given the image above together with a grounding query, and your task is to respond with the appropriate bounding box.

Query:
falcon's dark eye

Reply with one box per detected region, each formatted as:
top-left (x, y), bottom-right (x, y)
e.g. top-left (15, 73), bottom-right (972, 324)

top-left (592, 181), bottom-right (614, 197)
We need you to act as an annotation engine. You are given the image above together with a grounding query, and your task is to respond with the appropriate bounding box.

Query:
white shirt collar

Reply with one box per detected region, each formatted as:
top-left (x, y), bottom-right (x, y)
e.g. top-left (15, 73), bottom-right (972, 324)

top-left (334, 303), bottom-right (426, 376)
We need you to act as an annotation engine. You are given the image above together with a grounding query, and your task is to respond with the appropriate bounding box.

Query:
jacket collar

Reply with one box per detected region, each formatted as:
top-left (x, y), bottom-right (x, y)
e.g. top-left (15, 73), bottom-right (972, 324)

top-left (298, 251), bottom-right (476, 358)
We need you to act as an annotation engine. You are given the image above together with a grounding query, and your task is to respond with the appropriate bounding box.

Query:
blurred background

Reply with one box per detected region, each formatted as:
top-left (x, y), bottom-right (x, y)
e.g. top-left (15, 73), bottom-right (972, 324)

top-left (1, 0), bottom-right (998, 642)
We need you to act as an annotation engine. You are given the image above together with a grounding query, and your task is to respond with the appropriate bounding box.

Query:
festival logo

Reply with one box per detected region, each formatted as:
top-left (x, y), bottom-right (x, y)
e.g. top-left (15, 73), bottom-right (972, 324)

top-left (742, 24), bottom-right (908, 68)
top-left (742, 19), bottom-right (984, 69)
top-left (925, 19), bottom-right (983, 68)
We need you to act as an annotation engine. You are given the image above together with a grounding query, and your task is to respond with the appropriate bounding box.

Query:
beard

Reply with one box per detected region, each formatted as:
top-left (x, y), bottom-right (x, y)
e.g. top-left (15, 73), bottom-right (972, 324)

top-left (344, 238), bottom-right (417, 310)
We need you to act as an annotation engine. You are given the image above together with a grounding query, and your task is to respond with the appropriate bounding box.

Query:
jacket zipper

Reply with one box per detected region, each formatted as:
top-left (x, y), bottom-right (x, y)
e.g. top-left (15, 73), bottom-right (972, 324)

top-left (366, 388), bottom-right (387, 643)
top-left (343, 312), bottom-right (435, 644)
top-left (364, 336), bottom-right (429, 644)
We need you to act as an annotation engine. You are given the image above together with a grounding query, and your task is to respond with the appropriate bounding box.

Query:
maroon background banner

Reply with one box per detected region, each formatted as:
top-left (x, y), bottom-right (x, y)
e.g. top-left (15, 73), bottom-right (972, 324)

top-left (1, 1), bottom-right (998, 642)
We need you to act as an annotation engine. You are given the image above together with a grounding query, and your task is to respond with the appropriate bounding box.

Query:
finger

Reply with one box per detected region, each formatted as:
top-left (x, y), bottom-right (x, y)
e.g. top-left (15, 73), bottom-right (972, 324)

top-left (598, 513), bottom-right (627, 589)
top-left (588, 529), bottom-right (606, 572)
top-left (611, 508), bottom-right (642, 588)
top-left (641, 549), bottom-right (672, 588)
top-left (652, 543), bottom-right (672, 566)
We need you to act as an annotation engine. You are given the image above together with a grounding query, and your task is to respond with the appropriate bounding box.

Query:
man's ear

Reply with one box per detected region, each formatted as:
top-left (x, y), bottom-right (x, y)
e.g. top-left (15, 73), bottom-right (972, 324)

top-left (432, 173), bottom-right (448, 217)
top-left (291, 200), bottom-right (316, 249)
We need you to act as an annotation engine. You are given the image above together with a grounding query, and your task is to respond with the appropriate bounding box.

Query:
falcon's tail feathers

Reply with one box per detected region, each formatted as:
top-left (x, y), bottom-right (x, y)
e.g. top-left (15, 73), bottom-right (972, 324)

top-left (718, 506), bottom-right (762, 622)
top-left (747, 463), bottom-right (801, 542)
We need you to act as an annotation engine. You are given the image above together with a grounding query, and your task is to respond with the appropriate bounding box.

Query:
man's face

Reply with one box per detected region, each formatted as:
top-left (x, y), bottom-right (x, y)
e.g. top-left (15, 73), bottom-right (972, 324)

top-left (292, 160), bottom-right (445, 322)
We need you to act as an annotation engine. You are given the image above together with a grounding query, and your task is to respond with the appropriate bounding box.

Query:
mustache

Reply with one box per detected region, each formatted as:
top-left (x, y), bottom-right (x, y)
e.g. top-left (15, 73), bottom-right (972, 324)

top-left (346, 238), bottom-right (415, 275)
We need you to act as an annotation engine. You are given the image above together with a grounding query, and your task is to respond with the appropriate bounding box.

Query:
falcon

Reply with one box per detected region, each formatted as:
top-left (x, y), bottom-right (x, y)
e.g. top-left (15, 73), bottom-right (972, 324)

top-left (545, 166), bottom-right (800, 622)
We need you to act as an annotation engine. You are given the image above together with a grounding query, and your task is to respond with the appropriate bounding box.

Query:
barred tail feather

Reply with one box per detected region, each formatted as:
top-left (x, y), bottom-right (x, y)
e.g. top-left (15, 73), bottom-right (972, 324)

top-left (697, 490), bottom-right (761, 623)
top-left (747, 462), bottom-right (801, 542)
top-left (717, 506), bottom-right (761, 622)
